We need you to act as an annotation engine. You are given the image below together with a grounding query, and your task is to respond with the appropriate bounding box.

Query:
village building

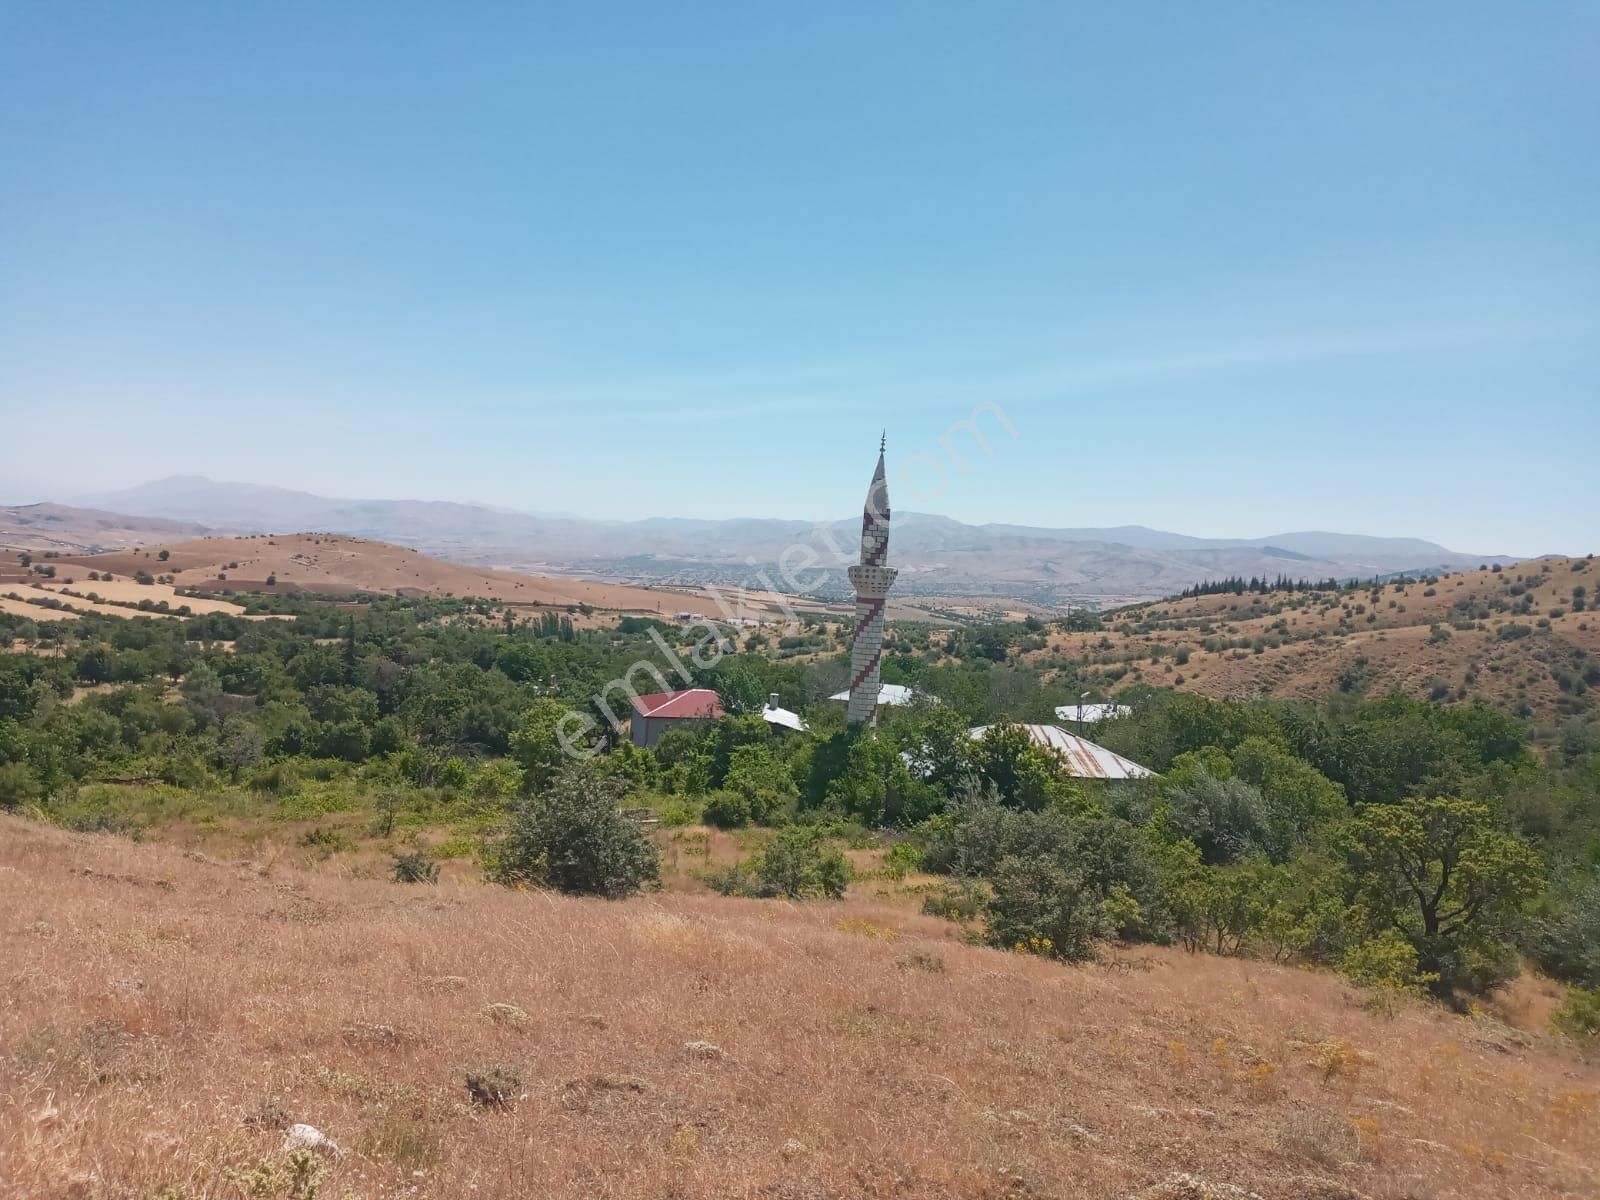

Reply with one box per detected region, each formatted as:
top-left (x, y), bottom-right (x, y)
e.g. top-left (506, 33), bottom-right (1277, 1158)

top-left (827, 682), bottom-right (926, 710)
top-left (968, 723), bottom-right (1153, 779)
top-left (628, 688), bottom-right (725, 748)
top-left (759, 693), bottom-right (807, 733)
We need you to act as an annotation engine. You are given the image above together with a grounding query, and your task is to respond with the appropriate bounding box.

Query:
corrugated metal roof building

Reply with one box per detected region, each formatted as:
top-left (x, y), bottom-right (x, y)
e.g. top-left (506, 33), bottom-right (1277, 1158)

top-left (827, 683), bottom-right (926, 709)
top-left (968, 723), bottom-right (1154, 780)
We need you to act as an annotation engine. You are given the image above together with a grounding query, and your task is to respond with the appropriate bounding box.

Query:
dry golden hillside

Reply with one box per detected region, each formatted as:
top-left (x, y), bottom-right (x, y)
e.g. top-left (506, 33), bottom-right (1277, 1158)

top-left (2, 816), bottom-right (1596, 1200)
top-left (1036, 557), bottom-right (1598, 719)
top-left (37, 533), bottom-right (729, 620)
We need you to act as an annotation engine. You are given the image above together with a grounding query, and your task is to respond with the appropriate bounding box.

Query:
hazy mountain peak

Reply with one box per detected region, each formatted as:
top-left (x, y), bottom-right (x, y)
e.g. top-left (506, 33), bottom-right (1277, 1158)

top-left (34, 476), bottom-right (1519, 608)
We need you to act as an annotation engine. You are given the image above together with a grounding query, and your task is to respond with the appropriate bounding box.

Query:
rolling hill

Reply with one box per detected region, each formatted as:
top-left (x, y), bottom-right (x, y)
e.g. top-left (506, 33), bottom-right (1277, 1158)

top-left (31, 532), bottom-right (729, 617)
top-left (0, 502), bottom-right (210, 556)
top-left (45, 476), bottom-right (1520, 609)
top-left (1031, 556), bottom-right (1598, 720)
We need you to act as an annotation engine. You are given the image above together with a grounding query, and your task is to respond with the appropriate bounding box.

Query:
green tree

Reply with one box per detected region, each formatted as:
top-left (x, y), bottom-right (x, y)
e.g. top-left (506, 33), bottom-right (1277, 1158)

top-left (180, 662), bottom-right (226, 729)
top-left (1228, 736), bottom-right (1347, 849)
top-left (971, 723), bottom-right (1088, 812)
top-left (1341, 796), bottom-right (1542, 997)
top-left (825, 730), bottom-right (936, 825)
top-left (1527, 869), bottom-right (1600, 987)
top-left (509, 698), bottom-right (574, 792)
top-left (722, 742), bottom-right (798, 824)
top-left (891, 702), bottom-right (976, 794)
top-left (0, 761), bottom-right (42, 810)
top-left (317, 719), bottom-right (371, 762)
top-left (217, 716), bottom-right (264, 783)
top-left (705, 714), bottom-right (771, 788)
top-left (1157, 760), bottom-right (1277, 864)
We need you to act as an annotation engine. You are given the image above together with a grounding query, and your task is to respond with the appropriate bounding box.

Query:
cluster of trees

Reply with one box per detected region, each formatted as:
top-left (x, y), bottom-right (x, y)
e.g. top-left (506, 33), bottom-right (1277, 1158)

top-left (1, 593), bottom-right (1597, 1018)
top-left (1174, 573), bottom-right (1446, 599)
top-left (508, 681), bottom-right (1583, 1004)
top-left (1177, 575), bottom-right (1352, 598)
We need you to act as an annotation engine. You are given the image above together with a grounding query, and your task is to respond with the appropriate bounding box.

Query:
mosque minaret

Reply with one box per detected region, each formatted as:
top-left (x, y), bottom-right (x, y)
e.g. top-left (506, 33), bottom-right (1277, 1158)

top-left (845, 435), bottom-right (898, 726)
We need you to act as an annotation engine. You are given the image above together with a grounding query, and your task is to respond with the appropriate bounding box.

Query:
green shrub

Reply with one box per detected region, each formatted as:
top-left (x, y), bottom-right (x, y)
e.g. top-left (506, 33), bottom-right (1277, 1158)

top-left (1099, 882), bottom-right (1147, 941)
top-left (752, 827), bottom-right (849, 899)
top-left (299, 825), bottom-right (349, 852)
top-left (655, 797), bottom-right (701, 827)
top-left (701, 789), bottom-right (752, 829)
top-left (920, 878), bottom-right (986, 921)
top-left (489, 764), bottom-right (659, 898)
top-left (701, 864), bottom-right (753, 896)
top-left (1527, 873), bottom-right (1600, 987)
top-left (1552, 986), bottom-right (1600, 1043)
top-left (985, 854), bottom-right (1101, 962)
top-left (880, 841), bottom-right (923, 880)
top-left (1341, 931), bottom-right (1436, 997)
top-left (249, 760), bottom-right (301, 796)
top-left (392, 850), bottom-right (440, 884)
top-left (0, 761), bottom-right (41, 811)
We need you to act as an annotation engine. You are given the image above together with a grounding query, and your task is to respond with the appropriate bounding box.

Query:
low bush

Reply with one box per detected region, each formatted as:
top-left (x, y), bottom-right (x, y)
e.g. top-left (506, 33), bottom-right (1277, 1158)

top-left (392, 850), bottom-right (440, 883)
top-left (753, 827), bottom-right (849, 899)
top-left (465, 1065), bottom-right (522, 1108)
top-left (985, 854), bottom-right (1101, 962)
top-left (880, 841), bottom-right (923, 880)
top-left (489, 765), bottom-right (659, 898)
top-left (920, 878), bottom-right (986, 921)
top-left (1552, 986), bottom-right (1600, 1044)
top-left (701, 790), bottom-right (751, 829)
top-left (705, 828), bottom-right (850, 900)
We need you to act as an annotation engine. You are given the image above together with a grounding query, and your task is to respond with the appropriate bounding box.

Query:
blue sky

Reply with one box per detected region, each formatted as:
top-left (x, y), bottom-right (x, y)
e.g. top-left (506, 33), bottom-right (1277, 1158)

top-left (1, 3), bottom-right (1595, 556)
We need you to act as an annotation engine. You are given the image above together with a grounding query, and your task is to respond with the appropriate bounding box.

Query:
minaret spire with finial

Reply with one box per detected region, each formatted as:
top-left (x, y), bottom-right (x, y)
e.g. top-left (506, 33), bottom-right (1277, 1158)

top-left (846, 434), bottom-right (898, 725)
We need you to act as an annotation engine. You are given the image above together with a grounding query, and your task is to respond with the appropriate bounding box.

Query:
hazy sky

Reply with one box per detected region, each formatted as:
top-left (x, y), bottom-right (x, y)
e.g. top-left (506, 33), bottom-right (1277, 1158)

top-left (2, 3), bottom-right (1596, 556)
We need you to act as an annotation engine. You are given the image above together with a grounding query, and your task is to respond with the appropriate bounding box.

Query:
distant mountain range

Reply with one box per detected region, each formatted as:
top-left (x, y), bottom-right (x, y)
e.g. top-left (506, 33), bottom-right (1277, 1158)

top-left (14, 475), bottom-right (1520, 608)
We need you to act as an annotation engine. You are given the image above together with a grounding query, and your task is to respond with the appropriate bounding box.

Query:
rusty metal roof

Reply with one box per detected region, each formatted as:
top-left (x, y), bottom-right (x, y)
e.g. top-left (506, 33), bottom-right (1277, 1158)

top-left (968, 724), bottom-right (1155, 779)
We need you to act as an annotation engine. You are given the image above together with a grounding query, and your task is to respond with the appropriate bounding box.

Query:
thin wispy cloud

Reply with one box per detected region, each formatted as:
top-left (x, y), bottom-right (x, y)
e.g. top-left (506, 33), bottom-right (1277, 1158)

top-left (484, 318), bottom-right (1596, 427)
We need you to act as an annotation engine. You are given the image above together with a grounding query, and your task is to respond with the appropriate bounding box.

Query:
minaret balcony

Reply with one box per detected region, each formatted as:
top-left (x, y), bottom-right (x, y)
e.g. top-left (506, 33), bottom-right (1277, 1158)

top-left (847, 564), bottom-right (899, 595)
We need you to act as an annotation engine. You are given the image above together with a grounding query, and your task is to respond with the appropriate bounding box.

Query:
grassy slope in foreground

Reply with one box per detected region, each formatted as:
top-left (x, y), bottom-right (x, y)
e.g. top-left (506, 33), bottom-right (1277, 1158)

top-left (2, 816), bottom-right (1597, 1200)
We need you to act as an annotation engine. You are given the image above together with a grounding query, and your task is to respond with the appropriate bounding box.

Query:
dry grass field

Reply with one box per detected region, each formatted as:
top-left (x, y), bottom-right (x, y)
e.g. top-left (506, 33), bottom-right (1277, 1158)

top-left (0, 581), bottom-right (265, 623)
top-left (0, 595), bottom-right (81, 621)
top-left (33, 534), bottom-right (807, 626)
top-left (3, 815), bottom-right (1597, 1200)
top-left (1031, 557), bottom-right (1597, 719)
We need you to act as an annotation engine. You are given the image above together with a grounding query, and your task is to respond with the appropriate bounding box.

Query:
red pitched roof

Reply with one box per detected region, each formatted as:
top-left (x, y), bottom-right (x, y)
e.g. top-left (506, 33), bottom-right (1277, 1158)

top-left (629, 688), bottom-right (725, 720)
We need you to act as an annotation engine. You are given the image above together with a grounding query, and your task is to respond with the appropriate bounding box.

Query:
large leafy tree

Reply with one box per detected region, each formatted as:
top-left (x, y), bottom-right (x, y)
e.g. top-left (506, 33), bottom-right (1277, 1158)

top-left (509, 697), bottom-right (575, 792)
top-left (722, 742), bottom-right (798, 824)
top-left (1342, 796), bottom-right (1542, 996)
top-left (971, 723), bottom-right (1088, 813)
top-left (826, 729), bottom-right (936, 825)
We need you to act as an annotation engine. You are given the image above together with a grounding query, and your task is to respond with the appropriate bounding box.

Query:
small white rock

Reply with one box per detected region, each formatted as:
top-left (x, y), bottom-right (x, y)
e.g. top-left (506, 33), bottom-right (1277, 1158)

top-left (282, 1124), bottom-right (339, 1154)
